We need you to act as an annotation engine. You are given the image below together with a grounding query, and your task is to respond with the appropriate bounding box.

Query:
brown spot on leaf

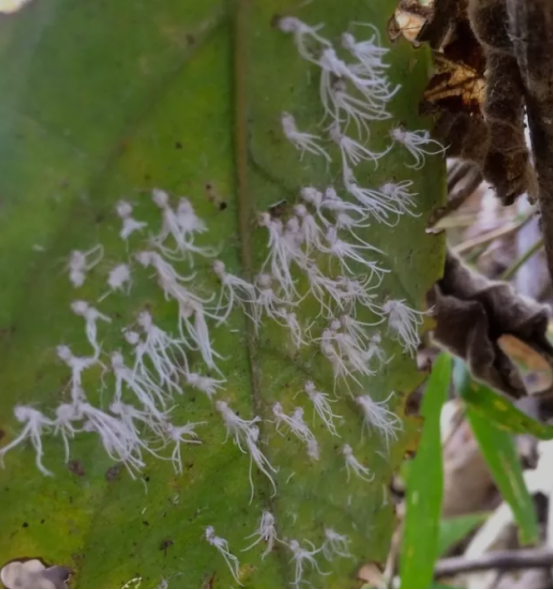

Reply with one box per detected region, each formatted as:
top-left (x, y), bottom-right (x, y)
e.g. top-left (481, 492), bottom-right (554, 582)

top-left (160, 538), bottom-right (173, 557)
top-left (67, 460), bottom-right (85, 477)
top-left (106, 463), bottom-right (122, 483)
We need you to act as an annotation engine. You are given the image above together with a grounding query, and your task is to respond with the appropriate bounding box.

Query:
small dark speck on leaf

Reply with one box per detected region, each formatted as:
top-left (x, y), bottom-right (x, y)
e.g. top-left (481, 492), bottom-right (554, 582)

top-left (95, 213), bottom-right (105, 224)
top-left (270, 14), bottom-right (282, 27)
top-left (219, 201), bottom-right (228, 211)
top-left (268, 199), bottom-right (288, 218)
top-left (185, 33), bottom-right (195, 45)
top-left (22, 523), bottom-right (28, 528)
top-left (143, 475), bottom-right (150, 482)
top-left (67, 460), bottom-right (85, 477)
top-left (106, 463), bottom-right (122, 483)
top-left (160, 538), bottom-right (173, 557)
top-left (175, 141), bottom-right (183, 149)
top-left (40, 520), bottom-right (45, 525)
top-left (142, 521), bottom-right (150, 527)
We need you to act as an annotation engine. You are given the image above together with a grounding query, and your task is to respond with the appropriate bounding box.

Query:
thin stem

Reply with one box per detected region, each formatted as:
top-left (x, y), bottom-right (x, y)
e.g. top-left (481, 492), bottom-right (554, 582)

top-left (500, 238), bottom-right (544, 280)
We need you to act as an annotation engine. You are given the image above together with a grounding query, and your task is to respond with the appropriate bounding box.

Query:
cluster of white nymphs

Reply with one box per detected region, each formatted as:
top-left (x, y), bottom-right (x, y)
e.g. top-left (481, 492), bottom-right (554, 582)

top-left (1, 191), bottom-right (250, 479)
top-left (205, 511), bottom-right (353, 587)
top-left (1, 16), bottom-right (439, 583)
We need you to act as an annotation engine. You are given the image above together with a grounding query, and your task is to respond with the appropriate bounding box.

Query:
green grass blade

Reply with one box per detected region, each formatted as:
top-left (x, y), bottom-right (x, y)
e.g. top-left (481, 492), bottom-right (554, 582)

top-left (437, 513), bottom-right (488, 558)
top-left (461, 377), bottom-right (552, 440)
top-left (400, 353), bottom-right (452, 589)
top-left (454, 362), bottom-right (539, 545)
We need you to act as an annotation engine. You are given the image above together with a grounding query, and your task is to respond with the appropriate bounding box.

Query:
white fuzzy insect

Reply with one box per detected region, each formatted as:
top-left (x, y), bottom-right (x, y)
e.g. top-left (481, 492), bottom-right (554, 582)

top-left (365, 332), bottom-right (391, 365)
top-left (277, 16), bottom-right (331, 61)
top-left (321, 226), bottom-right (388, 280)
top-left (109, 401), bottom-right (169, 459)
top-left (322, 79), bottom-right (392, 140)
top-left (243, 511), bottom-right (279, 559)
top-left (379, 180), bottom-right (420, 216)
top-left (152, 189), bottom-right (215, 261)
top-left (288, 539), bottom-right (328, 588)
top-left (173, 296), bottom-right (224, 372)
top-left (335, 275), bottom-right (383, 315)
top-left (244, 425), bottom-right (278, 500)
top-left (116, 200), bottom-right (147, 242)
top-left (320, 338), bottom-right (364, 393)
top-left (273, 308), bottom-right (307, 349)
top-left (185, 372), bottom-right (226, 399)
top-left (342, 444), bottom-right (374, 482)
top-left (164, 421), bottom-right (206, 474)
top-left (299, 186), bottom-right (331, 228)
top-left (79, 401), bottom-right (146, 477)
top-left (111, 351), bottom-right (169, 416)
top-left (317, 48), bottom-right (393, 115)
top-left (322, 527), bottom-right (352, 560)
top-left (391, 128), bottom-right (445, 169)
top-left (281, 112), bottom-right (331, 162)
top-left (293, 203), bottom-right (326, 252)
top-left (53, 402), bottom-right (82, 463)
top-left (70, 300), bottom-right (111, 354)
top-left (205, 526), bottom-right (242, 585)
top-left (341, 25), bottom-right (393, 77)
top-left (135, 310), bottom-right (189, 390)
top-left (343, 167), bottom-right (403, 226)
top-left (212, 260), bottom-right (257, 325)
top-left (56, 345), bottom-right (101, 402)
top-left (135, 250), bottom-right (196, 296)
top-left (356, 393), bottom-right (402, 449)
top-left (316, 328), bottom-right (376, 382)
top-left (0, 406), bottom-right (53, 476)
top-left (216, 401), bottom-right (260, 451)
top-left (100, 263), bottom-right (132, 300)
top-left (272, 404), bottom-right (318, 460)
top-left (68, 244), bottom-right (104, 288)
top-left (300, 381), bottom-right (342, 436)
top-left (339, 314), bottom-right (384, 353)
top-left (329, 123), bottom-right (391, 172)
top-left (254, 273), bottom-right (295, 324)
top-left (382, 298), bottom-right (428, 356)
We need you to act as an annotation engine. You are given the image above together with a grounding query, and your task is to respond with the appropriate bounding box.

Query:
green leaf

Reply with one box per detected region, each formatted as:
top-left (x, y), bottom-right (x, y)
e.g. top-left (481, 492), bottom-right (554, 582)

top-left (459, 373), bottom-right (552, 440)
top-left (454, 363), bottom-right (539, 545)
top-left (400, 354), bottom-right (452, 589)
top-left (0, 0), bottom-right (446, 587)
top-left (437, 513), bottom-right (488, 558)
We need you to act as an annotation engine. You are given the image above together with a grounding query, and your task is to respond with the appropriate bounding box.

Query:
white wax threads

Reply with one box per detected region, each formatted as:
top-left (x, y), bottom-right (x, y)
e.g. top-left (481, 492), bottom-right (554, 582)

top-left (0, 406), bottom-right (53, 476)
top-left (382, 298), bottom-right (428, 356)
top-left (116, 200), bottom-right (147, 242)
top-left (216, 401), bottom-right (277, 498)
top-left (355, 393), bottom-right (402, 449)
top-left (68, 244), bottom-right (103, 287)
top-left (342, 444), bottom-right (374, 483)
top-left (281, 112), bottom-right (331, 162)
top-left (243, 511), bottom-right (279, 559)
top-left (391, 128), bottom-right (446, 169)
top-left (272, 403), bottom-right (319, 460)
top-left (300, 381), bottom-right (342, 436)
top-left (205, 526), bottom-right (242, 585)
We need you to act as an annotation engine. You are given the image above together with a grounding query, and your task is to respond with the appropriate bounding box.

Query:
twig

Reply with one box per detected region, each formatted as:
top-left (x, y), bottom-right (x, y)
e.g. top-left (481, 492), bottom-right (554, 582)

top-left (506, 0), bottom-right (553, 275)
top-left (501, 238), bottom-right (545, 281)
top-left (453, 206), bottom-right (538, 255)
top-left (430, 162), bottom-right (483, 226)
top-left (435, 547), bottom-right (553, 577)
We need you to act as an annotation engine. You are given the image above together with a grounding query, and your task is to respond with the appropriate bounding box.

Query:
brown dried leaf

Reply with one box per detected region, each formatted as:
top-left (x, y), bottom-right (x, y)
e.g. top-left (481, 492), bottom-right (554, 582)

top-left (428, 251), bottom-right (552, 398)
